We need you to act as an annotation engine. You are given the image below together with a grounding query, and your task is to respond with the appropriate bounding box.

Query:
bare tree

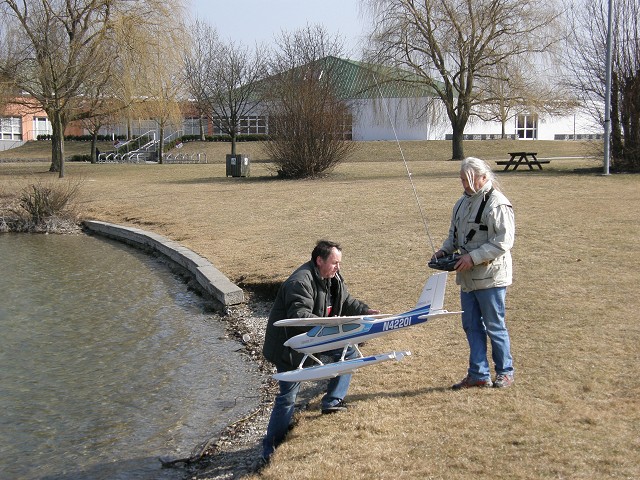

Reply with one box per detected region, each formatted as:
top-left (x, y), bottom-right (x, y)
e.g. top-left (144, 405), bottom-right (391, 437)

top-left (0, 19), bottom-right (11, 111)
top-left (565, 0), bottom-right (640, 171)
top-left (474, 57), bottom-right (579, 138)
top-left (262, 25), bottom-right (356, 178)
top-left (129, 14), bottom-right (186, 164)
top-left (184, 20), bottom-right (268, 156)
top-left (364, 0), bottom-right (562, 159)
top-left (79, 102), bottom-right (117, 164)
top-left (0, 0), bottom-right (185, 177)
top-left (0, 0), bottom-right (112, 176)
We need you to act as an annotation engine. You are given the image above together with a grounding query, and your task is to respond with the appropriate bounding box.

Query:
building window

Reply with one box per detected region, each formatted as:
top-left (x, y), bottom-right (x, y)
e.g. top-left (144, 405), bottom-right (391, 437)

top-left (33, 117), bottom-right (52, 138)
top-left (210, 114), bottom-right (351, 138)
top-left (336, 113), bottom-right (353, 140)
top-left (516, 114), bottom-right (538, 139)
top-left (183, 117), bottom-right (203, 136)
top-left (212, 116), bottom-right (268, 135)
top-left (239, 115), bottom-right (268, 135)
top-left (1, 117), bottom-right (23, 140)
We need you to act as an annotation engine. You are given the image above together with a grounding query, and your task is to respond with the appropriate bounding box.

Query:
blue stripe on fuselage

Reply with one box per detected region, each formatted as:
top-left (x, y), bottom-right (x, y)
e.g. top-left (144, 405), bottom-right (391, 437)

top-left (300, 305), bottom-right (432, 350)
top-left (372, 305), bottom-right (431, 334)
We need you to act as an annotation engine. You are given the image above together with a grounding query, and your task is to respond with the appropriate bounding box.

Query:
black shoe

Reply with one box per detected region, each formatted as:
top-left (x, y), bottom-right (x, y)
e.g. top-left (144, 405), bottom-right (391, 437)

top-left (321, 399), bottom-right (348, 414)
top-left (256, 456), bottom-right (270, 471)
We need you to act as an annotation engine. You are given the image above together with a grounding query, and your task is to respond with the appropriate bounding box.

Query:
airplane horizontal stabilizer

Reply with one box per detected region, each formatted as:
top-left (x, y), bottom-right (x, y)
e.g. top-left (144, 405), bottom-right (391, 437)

top-left (274, 313), bottom-right (393, 327)
top-left (417, 309), bottom-right (463, 320)
top-left (272, 351), bottom-right (411, 382)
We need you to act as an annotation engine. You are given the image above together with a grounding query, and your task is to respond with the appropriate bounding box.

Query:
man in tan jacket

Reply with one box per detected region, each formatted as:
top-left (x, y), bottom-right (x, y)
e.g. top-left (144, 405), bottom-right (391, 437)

top-left (433, 157), bottom-right (515, 390)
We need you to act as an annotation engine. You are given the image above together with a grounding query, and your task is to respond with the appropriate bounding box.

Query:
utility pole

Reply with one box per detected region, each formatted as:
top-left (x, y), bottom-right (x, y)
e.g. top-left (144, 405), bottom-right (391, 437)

top-left (603, 0), bottom-right (613, 175)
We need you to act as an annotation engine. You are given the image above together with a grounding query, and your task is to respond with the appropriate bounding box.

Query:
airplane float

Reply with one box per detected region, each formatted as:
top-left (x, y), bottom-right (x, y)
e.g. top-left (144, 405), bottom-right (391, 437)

top-left (272, 271), bottom-right (461, 382)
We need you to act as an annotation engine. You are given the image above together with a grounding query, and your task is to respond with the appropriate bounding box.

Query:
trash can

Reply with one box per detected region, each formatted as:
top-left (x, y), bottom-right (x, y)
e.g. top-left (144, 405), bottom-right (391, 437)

top-left (226, 154), bottom-right (250, 177)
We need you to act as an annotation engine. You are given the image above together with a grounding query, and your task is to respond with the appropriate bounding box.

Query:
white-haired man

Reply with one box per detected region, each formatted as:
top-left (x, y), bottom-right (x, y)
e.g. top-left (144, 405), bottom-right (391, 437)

top-left (433, 157), bottom-right (515, 389)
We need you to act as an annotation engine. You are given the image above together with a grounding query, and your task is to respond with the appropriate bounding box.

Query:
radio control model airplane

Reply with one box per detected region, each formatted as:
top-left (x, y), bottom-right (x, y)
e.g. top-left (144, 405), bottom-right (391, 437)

top-left (272, 271), bottom-right (461, 382)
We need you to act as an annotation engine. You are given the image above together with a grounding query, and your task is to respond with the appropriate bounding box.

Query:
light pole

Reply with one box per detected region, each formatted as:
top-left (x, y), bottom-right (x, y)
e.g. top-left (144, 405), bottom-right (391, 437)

top-left (603, 0), bottom-right (613, 175)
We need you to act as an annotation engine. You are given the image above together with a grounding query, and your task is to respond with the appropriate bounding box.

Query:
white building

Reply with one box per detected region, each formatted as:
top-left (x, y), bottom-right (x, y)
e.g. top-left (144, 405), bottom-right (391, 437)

top-left (316, 56), bottom-right (601, 142)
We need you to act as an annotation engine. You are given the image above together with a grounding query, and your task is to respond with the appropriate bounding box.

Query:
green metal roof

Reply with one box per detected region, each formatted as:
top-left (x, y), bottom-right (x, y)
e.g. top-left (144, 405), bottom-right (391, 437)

top-left (250, 56), bottom-right (440, 103)
top-left (317, 56), bottom-right (439, 100)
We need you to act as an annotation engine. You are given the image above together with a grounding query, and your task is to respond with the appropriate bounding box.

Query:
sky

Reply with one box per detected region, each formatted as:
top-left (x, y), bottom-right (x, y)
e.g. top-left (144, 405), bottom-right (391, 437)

top-left (188, 0), bottom-right (370, 57)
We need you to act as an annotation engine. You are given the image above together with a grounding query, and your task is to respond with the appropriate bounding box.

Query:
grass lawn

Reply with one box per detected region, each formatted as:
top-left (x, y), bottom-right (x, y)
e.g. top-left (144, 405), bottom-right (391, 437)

top-left (1, 139), bottom-right (638, 479)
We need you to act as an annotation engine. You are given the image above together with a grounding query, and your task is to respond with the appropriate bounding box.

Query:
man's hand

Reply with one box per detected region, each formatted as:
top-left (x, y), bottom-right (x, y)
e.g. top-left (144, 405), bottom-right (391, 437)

top-left (454, 253), bottom-right (474, 272)
top-left (365, 308), bottom-right (380, 315)
top-left (431, 249), bottom-right (446, 261)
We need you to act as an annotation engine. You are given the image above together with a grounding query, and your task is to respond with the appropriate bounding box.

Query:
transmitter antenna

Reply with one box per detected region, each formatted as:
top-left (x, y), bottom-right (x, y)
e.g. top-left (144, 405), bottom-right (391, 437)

top-left (373, 74), bottom-right (437, 256)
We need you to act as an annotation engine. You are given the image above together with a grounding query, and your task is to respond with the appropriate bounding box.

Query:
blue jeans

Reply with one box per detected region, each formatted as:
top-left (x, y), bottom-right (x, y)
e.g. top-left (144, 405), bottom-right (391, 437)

top-left (460, 287), bottom-right (514, 381)
top-left (262, 347), bottom-right (354, 460)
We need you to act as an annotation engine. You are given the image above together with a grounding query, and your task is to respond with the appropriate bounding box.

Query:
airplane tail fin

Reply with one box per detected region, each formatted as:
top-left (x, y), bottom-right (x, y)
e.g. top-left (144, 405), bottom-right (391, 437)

top-left (415, 272), bottom-right (448, 310)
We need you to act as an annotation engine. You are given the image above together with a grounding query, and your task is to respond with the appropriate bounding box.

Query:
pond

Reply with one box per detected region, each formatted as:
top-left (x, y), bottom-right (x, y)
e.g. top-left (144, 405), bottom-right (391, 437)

top-left (0, 233), bottom-right (261, 479)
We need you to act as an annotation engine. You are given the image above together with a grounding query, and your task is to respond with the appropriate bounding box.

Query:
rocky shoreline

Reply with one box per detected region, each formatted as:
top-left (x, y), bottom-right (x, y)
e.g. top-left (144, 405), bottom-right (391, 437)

top-left (170, 297), bottom-right (276, 479)
top-left (167, 296), bottom-right (325, 479)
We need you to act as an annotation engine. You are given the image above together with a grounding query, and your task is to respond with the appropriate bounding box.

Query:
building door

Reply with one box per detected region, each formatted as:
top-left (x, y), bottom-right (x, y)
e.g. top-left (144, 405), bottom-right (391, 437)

top-left (33, 117), bottom-right (52, 138)
top-left (516, 114), bottom-right (538, 139)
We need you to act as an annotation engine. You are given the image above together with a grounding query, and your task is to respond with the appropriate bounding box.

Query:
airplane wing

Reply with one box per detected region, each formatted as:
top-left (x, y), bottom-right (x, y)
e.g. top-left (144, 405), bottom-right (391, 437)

top-left (272, 350), bottom-right (411, 382)
top-left (417, 309), bottom-right (463, 320)
top-left (274, 313), bottom-right (393, 327)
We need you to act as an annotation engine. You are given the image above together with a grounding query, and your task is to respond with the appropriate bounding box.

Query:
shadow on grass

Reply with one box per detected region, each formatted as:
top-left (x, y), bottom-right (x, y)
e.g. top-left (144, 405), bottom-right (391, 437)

top-left (160, 164), bottom-right (613, 187)
top-left (494, 166), bottom-right (608, 177)
top-left (344, 384), bottom-right (451, 405)
top-left (161, 174), bottom-right (282, 186)
top-left (236, 278), bottom-right (282, 300)
top-left (295, 384), bottom-right (453, 420)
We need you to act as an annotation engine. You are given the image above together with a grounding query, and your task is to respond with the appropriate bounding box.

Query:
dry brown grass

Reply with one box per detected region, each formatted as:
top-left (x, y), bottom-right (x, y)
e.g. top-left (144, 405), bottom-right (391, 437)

top-left (1, 140), bottom-right (638, 479)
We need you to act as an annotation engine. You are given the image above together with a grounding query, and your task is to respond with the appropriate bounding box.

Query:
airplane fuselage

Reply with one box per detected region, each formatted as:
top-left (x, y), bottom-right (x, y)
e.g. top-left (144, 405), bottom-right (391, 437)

top-left (284, 305), bottom-right (432, 355)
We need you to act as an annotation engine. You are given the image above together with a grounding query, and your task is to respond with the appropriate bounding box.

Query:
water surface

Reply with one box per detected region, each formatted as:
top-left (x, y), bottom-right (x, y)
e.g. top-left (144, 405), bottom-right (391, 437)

top-left (0, 233), bottom-right (261, 479)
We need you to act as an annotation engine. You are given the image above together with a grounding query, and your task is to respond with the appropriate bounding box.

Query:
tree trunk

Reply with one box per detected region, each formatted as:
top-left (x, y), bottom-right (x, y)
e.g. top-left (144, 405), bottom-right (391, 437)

top-left (158, 124), bottom-right (164, 164)
top-left (231, 132), bottom-right (237, 156)
top-left (450, 126), bottom-right (465, 160)
top-left (90, 129), bottom-right (99, 164)
top-left (611, 72), bottom-right (623, 161)
top-left (49, 113), bottom-right (66, 178)
top-left (626, 75), bottom-right (640, 168)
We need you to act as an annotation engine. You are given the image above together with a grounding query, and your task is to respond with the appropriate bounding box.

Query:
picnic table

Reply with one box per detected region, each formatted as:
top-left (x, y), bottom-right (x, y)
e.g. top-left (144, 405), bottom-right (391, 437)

top-left (496, 152), bottom-right (550, 171)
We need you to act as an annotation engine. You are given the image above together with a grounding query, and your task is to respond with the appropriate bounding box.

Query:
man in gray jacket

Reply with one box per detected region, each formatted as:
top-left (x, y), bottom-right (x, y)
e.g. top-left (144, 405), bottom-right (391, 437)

top-left (261, 240), bottom-right (378, 462)
top-left (433, 157), bottom-right (515, 390)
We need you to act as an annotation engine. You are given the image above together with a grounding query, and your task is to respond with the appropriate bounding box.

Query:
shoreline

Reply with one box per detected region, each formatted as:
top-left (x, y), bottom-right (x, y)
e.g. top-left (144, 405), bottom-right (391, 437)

top-left (0, 227), bottom-right (275, 479)
top-left (181, 295), bottom-right (327, 479)
top-left (180, 296), bottom-right (278, 479)
top-left (3, 221), bottom-right (278, 478)
top-left (77, 221), bottom-right (280, 477)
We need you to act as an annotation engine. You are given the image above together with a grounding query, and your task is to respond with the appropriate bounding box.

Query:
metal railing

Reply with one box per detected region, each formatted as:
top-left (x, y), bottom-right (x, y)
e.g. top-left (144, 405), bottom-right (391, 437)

top-left (96, 130), bottom-right (208, 164)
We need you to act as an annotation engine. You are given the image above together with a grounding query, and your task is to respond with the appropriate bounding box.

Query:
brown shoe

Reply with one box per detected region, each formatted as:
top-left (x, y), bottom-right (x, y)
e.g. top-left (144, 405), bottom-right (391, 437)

top-left (451, 375), bottom-right (493, 390)
top-left (494, 373), bottom-right (514, 388)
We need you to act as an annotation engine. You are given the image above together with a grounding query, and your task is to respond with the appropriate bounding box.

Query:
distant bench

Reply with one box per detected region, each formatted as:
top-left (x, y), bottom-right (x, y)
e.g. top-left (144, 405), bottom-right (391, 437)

top-left (496, 152), bottom-right (550, 171)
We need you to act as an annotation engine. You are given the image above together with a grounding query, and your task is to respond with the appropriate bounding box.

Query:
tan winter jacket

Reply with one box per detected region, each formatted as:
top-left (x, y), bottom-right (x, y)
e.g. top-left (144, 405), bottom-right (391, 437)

top-left (441, 181), bottom-right (515, 292)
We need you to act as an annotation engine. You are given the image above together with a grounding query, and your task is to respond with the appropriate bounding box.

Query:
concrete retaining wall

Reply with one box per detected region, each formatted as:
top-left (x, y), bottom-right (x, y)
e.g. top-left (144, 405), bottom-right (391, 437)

top-left (83, 220), bottom-right (244, 306)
